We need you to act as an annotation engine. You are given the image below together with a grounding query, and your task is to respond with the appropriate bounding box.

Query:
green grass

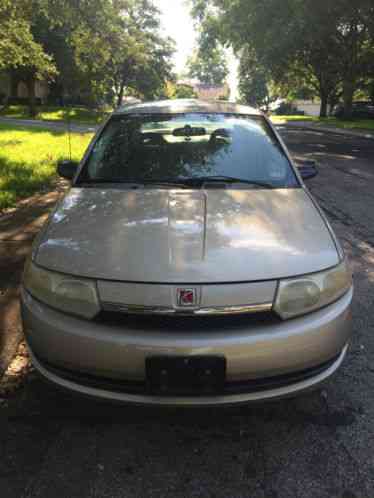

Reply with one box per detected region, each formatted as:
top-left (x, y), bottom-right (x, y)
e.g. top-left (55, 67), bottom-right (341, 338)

top-left (0, 124), bottom-right (93, 209)
top-left (270, 115), bottom-right (374, 132)
top-left (322, 118), bottom-right (374, 132)
top-left (0, 105), bottom-right (109, 125)
top-left (270, 115), bottom-right (319, 123)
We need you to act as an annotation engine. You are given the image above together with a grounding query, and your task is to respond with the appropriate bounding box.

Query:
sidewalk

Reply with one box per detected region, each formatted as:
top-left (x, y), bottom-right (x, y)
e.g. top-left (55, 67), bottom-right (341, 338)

top-left (276, 119), bottom-right (374, 140)
top-left (0, 181), bottom-right (68, 377)
top-left (0, 116), bottom-right (97, 134)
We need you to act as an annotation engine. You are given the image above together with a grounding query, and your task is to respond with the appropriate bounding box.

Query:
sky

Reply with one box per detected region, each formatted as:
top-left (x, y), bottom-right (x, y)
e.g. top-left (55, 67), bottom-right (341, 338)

top-left (155, 0), bottom-right (239, 100)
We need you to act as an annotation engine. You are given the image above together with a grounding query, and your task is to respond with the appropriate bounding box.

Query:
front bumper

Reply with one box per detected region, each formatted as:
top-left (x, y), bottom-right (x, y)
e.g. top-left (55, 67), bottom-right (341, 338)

top-left (21, 286), bottom-right (353, 406)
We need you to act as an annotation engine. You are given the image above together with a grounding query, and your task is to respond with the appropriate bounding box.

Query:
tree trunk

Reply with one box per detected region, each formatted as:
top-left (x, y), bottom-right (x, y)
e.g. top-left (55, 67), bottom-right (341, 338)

top-left (116, 82), bottom-right (125, 107)
top-left (328, 93), bottom-right (339, 116)
top-left (342, 78), bottom-right (355, 120)
top-left (10, 71), bottom-right (19, 98)
top-left (319, 93), bottom-right (328, 118)
top-left (369, 80), bottom-right (374, 105)
top-left (26, 77), bottom-right (37, 117)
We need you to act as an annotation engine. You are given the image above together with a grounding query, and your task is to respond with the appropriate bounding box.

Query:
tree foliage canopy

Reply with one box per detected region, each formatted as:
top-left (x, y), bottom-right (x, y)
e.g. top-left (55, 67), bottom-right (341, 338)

top-left (191, 0), bottom-right (374, 117)
top-left (238, 48), bottom-right (273, 109)
top-left (0, 0), bottom-right (56, 77)
top-left (186, 29), bottom-right (229, 87)
top-left (0, 0), bottom-right (175, 110)
top-left (166, 82), bottom-right (198, 99)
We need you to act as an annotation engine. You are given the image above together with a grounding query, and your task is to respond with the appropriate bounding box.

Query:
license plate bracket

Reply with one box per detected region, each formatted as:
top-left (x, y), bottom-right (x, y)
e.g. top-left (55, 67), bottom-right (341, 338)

top-left (146, 356), bottom-right (226, 396)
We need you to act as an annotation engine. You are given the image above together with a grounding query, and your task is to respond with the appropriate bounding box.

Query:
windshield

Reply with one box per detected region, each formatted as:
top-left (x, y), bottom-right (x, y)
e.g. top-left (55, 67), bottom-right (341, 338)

top-left (78, 113), bottom-right (299, 189)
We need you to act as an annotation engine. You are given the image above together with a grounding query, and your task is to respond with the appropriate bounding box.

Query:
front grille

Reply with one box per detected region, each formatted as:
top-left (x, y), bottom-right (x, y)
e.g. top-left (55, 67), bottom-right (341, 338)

top-left (95, 310), bottom-right (281, 331)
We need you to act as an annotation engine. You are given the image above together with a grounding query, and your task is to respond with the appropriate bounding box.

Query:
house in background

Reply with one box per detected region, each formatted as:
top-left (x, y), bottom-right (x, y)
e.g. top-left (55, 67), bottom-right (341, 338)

top-left (0, 72), bottom-right (49, 104)
top-left (0, 71), bottom-right (232, 107)
top-left (0, 71), bottom-right (94, 106)
top-left (292, 99), bottom-right (327, 117)
top-left (178, 78), bottom-right (230, 101)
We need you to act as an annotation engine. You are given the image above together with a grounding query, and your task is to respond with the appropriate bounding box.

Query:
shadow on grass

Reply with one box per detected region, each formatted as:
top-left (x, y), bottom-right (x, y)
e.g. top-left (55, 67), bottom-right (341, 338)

top-left (45, 107), bottom-right (108, 124)
top-left (0, 105), bottom-right (108, 125)
top-left (0, 139), bottom-right (23, 147)
top-left (0, 124), bottom-right (92, 209)
top-left (0, 156), bottom-right (58, 209)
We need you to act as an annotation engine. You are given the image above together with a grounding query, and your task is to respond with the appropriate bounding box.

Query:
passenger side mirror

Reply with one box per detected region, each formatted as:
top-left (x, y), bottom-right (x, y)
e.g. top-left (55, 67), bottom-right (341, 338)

top-left (296, 159), bottom-right (318, 180)
top-left (57, 159), bottom-right (79, 180)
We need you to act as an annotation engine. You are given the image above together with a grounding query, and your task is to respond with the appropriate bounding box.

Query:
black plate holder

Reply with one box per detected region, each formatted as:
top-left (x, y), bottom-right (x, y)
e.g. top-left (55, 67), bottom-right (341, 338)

top-left (146, 356), bottom-right (226, 396)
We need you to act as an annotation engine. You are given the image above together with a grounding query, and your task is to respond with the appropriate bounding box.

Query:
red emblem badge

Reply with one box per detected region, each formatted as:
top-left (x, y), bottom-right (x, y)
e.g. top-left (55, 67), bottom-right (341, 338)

top-left (177, 288), bottom-right (197, 307)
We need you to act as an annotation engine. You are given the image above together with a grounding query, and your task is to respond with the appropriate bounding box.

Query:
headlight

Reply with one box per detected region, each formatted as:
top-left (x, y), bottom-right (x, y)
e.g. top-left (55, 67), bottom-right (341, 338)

top-left (274, 260), bottom-right (352, 319)
top-left (23, 260), bottom-right (100, 319)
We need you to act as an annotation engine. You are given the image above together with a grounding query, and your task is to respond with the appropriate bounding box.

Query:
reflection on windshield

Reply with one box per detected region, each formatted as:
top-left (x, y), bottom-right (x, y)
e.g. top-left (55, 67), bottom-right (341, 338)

top-left (78, 113), bottom-right (299, 189)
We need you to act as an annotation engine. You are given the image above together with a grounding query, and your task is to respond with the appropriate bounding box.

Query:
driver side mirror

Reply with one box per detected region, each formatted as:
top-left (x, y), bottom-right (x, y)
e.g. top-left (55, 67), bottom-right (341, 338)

top-left (57, 159), bottom-right (79, 180)
top-left (296, 159), bottom-right (318, 180)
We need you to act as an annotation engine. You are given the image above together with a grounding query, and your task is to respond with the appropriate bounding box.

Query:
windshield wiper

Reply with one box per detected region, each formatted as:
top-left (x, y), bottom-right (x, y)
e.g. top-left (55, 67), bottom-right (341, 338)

top-left (179, 176), bottom-right (275, 189)
top-left (140, 180), bottom-right (190, 189)
top-left (78, 178), bottom-right (190, 189)
top-left (79, 177), bottom-right (274, 189)
top-left (79, 178), bottom-right (139, 184)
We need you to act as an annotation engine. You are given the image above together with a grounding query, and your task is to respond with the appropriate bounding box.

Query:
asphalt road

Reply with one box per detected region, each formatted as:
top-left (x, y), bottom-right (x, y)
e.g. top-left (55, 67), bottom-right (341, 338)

top-left (1, 126), bottom-right (374, 498)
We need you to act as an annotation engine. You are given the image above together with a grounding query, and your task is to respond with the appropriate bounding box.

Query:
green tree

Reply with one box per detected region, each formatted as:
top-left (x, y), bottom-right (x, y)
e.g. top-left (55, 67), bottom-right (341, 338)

top-left (187, 43), bottom-right (228, 86)
top-left (0, 0), bottom-right (56, 115)
top-left (166, 82), bottom-right (197, 99)
top-left (238, 48), bottom-right (275, 109)
top-left (0, 1), bottom-right (52, 71)
top-left (333, 0), bottom-right (374, 117)
top-left (1, 0), bottom-right (175, 110)
top-left (69, 0), bottom-right (175, 105)
top-left (191, 0), bottom-right (374, 118)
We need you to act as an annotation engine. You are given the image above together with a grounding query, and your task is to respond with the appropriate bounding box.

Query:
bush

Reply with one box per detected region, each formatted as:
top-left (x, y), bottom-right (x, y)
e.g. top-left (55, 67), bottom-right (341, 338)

top-left (46, 95), bottom-right (93, 107)
top-left (7, 97), bottom-right (42, 106)
top-left (45, 95), bottom-right (65, 106)
top-left (173, 84), bottom-right (197, 99)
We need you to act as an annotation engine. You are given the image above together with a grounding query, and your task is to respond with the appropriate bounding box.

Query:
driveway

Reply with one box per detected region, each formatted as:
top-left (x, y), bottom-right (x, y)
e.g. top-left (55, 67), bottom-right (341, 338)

top-left (1, 126), bottom-right (374, 498)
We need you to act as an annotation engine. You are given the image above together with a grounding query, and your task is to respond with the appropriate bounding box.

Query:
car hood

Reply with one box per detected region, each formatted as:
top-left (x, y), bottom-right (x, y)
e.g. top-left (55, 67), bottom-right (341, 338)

top-left (36, 187), bottom-right (339, 283)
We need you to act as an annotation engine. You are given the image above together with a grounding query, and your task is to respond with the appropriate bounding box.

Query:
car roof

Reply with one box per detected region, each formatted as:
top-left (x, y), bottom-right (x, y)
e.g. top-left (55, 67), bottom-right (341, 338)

top-left (113, 99), bottom-right (262, 117)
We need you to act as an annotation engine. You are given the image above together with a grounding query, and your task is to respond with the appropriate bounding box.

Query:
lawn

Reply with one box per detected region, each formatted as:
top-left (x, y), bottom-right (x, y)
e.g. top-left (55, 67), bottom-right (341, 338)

top-left (270, 115), bottom-right (319, 123)
top-left (0, 105), bottom-right (109, 125)
top-left (0, 124), bottom-right (93, 210)
top-left (270, 115), bottom-right (374, 132)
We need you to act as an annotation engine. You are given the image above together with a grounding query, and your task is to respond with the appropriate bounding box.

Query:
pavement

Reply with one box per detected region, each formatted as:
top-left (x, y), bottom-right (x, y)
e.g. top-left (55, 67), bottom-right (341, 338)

top-left (1, 124), bottom-right (374, 497)
top-left (0, 181), bottom-right (68, 377)
top-left (0, 116), bottom-right (97, 134)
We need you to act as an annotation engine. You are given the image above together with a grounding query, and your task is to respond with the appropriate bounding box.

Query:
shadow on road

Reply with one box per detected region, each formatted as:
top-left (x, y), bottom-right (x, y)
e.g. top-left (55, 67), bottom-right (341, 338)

top-left (1, 127), bottom-right (374, 497)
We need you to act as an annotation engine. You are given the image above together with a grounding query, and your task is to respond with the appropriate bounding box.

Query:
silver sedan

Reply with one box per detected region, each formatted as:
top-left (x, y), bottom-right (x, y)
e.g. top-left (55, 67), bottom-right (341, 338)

top-left (21, 100), bottom-right (353, 406)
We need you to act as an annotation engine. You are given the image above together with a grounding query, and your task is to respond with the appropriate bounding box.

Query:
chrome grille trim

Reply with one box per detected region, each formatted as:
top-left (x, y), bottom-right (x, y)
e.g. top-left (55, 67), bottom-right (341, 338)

top-left (101, 302), bottom-right (273, 316)
top-left (194, 304), bottom-right (273, 315)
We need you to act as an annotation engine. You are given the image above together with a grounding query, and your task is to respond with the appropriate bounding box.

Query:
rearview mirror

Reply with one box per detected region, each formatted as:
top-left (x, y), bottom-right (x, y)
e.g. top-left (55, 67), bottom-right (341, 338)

top-left (173, 125), bottom-right (206, 137)
top-left (296, 159), bottom-right (318, 180)
top-left (57, 159), bottom-right (79, 180)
